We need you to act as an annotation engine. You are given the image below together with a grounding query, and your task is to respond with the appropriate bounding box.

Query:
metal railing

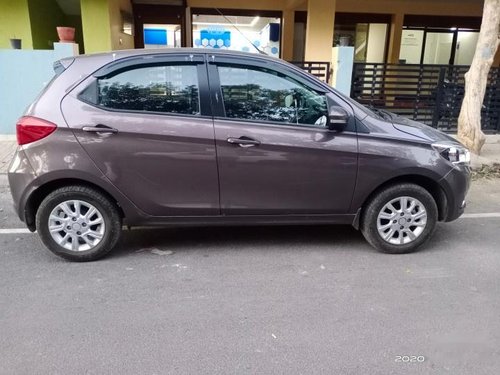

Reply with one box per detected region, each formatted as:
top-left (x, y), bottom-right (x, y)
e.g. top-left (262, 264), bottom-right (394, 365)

top-left (351, 63), bottom-right (500, 133)
top-left (291, 61), bottom-right (331, 83)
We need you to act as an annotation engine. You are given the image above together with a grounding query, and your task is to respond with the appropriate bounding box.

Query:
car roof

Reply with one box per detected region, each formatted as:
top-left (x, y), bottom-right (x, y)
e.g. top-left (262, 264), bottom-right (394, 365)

top-left (74, 47), bottom-right (283, 64)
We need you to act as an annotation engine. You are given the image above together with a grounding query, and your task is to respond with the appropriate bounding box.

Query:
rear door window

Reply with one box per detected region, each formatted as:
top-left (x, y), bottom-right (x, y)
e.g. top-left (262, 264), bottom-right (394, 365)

top-left (94, 64), bottom-right (200, 115)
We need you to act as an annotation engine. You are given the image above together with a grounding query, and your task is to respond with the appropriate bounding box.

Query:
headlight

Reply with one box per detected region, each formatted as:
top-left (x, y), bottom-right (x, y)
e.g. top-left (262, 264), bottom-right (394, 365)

top-left (432, 142), bottom-right (471, 165)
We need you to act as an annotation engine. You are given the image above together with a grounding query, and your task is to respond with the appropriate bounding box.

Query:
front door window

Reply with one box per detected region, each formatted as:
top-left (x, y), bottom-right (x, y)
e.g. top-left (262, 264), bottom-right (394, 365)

top-left (218, 65), bottom-right (328, 127)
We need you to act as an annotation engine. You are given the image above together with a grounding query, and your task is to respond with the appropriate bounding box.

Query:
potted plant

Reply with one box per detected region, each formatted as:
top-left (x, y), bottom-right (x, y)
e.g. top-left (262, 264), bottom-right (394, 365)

top-left (339, 35), bottom-right (351, 47)
top-left (9, 37), bottom-right (21, 49)
top-left (56, 27), bottom-right (75, 43)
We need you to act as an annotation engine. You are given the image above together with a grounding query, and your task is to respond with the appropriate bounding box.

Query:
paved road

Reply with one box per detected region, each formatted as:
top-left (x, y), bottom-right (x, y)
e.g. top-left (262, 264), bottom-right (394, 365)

top-left (1, 174), bottom-right (500, 375)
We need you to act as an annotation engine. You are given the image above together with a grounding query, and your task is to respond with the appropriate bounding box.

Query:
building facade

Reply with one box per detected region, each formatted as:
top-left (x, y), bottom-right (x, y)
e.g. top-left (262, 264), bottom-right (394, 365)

top-left (1, 0), bottom-right (499, 67)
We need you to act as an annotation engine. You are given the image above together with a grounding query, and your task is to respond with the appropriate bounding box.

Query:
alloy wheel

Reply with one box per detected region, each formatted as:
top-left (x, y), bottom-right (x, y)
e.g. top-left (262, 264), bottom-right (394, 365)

top-left (48, 200), bottom-right (105, 252)
top-left (376, 196), bottom-right (427, 245)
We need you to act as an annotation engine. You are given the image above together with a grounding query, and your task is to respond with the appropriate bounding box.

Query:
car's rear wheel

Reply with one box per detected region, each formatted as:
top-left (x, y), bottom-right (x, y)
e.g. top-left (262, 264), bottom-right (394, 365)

top-left (361, 183), bottom-right (438, 254)
top-left (36, 186), bottom-right (122, 261)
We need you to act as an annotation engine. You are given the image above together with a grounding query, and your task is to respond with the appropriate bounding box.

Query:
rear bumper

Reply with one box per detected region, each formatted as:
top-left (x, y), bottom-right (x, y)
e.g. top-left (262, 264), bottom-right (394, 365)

top-left (7, 148), bottom-right (37, 227)
top-left (439, 164), bottom-right (471, 222)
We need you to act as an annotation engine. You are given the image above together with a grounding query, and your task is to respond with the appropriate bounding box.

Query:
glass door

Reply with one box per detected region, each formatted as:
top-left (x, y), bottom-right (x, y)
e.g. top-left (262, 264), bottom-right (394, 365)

top-left (454, 31), bottom-right (479, 65)
top-left (400, 26), bottom-right (480, 65)
top-left (423, 31), bottom-right (454, 64)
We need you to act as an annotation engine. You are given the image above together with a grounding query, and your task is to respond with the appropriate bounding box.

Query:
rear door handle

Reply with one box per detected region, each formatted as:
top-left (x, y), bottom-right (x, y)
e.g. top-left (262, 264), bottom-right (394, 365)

top-left (82, 125), bottom-right (118, 134)
top-left (227, 136), bottom-right (261, 147)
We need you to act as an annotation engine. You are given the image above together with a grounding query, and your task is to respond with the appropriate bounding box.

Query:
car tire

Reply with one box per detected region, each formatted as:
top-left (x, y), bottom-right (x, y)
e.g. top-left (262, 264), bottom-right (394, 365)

top-left (361, 183), bottom-right (438, 254)
top-left (36, 185), bottom-right (122, 262)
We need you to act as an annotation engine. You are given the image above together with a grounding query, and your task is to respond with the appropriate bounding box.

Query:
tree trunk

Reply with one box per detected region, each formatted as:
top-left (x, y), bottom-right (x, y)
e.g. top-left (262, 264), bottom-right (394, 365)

top-left (457, 0), bottom-right (500, 154)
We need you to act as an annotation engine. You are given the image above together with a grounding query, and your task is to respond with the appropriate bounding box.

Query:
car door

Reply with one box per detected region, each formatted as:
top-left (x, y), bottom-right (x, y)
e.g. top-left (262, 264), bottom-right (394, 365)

top-left (207, 56), bottom-right (358, 215)
top-left (61, 54), bottom-right (219, 216)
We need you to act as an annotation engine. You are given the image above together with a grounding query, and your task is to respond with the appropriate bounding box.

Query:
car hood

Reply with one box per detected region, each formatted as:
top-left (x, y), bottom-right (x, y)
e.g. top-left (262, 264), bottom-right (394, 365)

top-left (390, 113), bottom-right (460, 144)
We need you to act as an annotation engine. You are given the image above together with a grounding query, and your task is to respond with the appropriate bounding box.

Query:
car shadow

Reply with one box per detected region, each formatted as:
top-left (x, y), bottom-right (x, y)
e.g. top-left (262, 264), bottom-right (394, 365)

top-left (110, 224), bottom-right (372, 259)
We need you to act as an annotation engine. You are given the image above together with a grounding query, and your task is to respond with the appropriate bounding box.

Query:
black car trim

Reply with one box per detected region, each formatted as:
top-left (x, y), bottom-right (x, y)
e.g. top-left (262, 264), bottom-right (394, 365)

top-left (93, 54), bottom-right (205, 78)
top-left (206, 54), bottom-right (329, 93)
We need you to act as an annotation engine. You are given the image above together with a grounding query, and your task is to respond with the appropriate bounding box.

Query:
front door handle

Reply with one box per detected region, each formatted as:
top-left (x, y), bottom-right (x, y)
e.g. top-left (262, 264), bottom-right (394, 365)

top-left (82, 124), bottom-right (118, 134)
top-left (227, 136), bottom-right (261, 147)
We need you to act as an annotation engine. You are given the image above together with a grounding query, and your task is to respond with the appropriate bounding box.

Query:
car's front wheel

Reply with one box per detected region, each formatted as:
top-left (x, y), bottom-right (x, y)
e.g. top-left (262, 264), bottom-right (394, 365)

top-left (361, 183), bottom-right (438, 254)
top-left (36, 186), bottom-right (122, 261)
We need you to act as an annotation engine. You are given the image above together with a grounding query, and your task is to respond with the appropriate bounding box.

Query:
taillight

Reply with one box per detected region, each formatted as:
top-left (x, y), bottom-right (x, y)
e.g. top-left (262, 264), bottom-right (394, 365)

top-left (16, 116), bottom-right (57, 145)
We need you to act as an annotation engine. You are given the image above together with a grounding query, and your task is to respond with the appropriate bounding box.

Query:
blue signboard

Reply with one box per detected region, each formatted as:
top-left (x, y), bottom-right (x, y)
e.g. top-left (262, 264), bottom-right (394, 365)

top-left (144, 29), bottom-right (167, 45)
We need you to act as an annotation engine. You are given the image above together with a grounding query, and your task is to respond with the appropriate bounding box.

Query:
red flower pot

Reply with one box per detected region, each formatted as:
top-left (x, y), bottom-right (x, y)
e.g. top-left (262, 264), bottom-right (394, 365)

top-left (56, 27), bottom-right (75, 43)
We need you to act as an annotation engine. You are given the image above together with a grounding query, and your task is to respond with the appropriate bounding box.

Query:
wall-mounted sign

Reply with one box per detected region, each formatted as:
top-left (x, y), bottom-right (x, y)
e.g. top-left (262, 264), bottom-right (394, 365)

top-left (402, 33), bottom-right (419, 46)
top-left (199, 29), bottom-right (231, 48)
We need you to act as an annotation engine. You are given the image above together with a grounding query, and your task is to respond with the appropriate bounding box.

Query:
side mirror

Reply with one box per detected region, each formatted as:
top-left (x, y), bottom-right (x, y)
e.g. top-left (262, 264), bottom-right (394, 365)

top-left (327, 106), bottom-right (349, 132)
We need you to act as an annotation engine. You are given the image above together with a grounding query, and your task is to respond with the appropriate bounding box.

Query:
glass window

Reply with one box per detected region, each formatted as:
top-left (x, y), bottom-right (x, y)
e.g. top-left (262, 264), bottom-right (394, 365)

top-left (97, 65), bottom-right (200, 115)
top-left (333, 22), bottom-right (389, 63)
top-left (218, 65), bottom-right (328, 126)
top-left (399, 30), bottom-right (424, 64)
top-left (455, 31), bottom-right (479, 65)
top-left (399, 28), bottom-right (480, 65)
top-left (423, 32), bottom-right (453, 64)
top-left (192, 15), bottom-right (281, 57)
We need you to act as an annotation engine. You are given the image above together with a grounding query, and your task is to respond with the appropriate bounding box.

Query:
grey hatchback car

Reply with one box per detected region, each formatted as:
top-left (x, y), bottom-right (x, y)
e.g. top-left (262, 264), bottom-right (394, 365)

top-left (8, 49), bottom-right (471, 261)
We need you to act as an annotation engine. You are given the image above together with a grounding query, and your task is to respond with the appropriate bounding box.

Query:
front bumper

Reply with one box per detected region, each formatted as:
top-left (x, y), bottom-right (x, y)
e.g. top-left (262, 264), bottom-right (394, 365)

top-left (439, 163), bottom-right (471, 222)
